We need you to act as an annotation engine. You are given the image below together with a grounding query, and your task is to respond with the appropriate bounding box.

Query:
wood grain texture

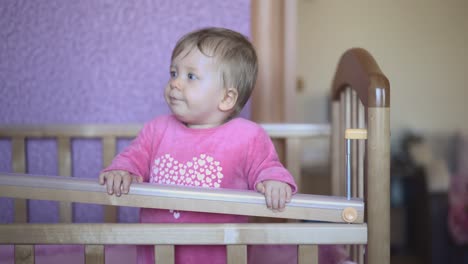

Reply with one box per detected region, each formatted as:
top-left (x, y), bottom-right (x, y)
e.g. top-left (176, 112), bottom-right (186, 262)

top-left (0, 223), bottom-right (367, 245)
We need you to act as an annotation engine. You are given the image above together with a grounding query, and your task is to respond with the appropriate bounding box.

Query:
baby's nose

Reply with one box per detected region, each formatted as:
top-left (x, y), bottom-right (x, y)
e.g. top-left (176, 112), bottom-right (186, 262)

top-left (169, 78), bottom-right (181, 90)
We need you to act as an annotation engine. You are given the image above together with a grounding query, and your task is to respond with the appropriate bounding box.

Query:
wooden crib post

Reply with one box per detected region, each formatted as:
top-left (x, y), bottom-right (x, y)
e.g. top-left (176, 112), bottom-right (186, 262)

top-left (331, 48), bottom-right (390, 264)
top-left (367, 106), bottom-right (390, 263)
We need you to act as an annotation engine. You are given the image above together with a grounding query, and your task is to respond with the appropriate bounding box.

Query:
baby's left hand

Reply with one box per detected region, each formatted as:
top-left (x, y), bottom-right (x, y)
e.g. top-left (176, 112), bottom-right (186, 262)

top-left (256, 180), bottom-right (292, 212)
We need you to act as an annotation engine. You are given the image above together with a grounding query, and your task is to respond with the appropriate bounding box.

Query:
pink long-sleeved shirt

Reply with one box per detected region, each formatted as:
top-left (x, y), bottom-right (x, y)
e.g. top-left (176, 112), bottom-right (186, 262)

top-left (103, 114), bottom-right (297, 264)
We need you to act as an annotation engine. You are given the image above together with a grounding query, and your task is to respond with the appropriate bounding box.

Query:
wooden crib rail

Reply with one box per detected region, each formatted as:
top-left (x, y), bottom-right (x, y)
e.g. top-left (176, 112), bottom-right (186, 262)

top-left (0, 223), bottom-right (367, 245)
top-left (0, 123), bottom-right (329, 138)
top-left (0, 173), bottom-right (363, 223)
top-left (0, 223), bottom-right (367, 264)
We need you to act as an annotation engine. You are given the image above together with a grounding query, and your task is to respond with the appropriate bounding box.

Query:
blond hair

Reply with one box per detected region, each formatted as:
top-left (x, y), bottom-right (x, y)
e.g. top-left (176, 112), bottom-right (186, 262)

top-left (171, 27), bottom-right (258, 116)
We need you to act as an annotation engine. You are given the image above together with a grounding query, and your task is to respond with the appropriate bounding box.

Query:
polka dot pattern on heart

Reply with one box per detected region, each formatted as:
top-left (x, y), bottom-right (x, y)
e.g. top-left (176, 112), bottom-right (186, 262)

top-left (150, 153), bottom-right (224, 188)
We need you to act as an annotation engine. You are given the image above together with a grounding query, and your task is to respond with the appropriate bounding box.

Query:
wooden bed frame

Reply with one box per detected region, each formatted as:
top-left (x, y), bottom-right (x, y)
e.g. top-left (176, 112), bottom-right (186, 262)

top-left (0, 48), bottom-right (390, 264)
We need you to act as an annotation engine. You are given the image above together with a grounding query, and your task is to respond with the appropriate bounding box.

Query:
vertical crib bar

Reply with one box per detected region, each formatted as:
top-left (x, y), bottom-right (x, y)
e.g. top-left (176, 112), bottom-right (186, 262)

top-left (344, 88), bottom-right (351, 197)
top-left (346, 138), bottom-right (351, 200)
top-left (331, 101), bottom-right (340, 196)
top-left (227, 245), bottom-right (247, 264)
top-left (357, 101), bottom-right (366, 264)
top-left (58, 137), bottom-right (72, 223)
top-left (102, 136), bottom-right (118, 223)
top-left (85, 245), bottom-right (104, 264)
top-left (15, 245), bottom-right (34, 264)
top-left (358, 102), bottom-right (365, 199)
top-left (345, 128), bottom-right (367, 262)
top-left (12, 137), bottom-right (35, 264)
top-left (337, 91), bottom-right (346, 196)
top-left (298, 245), bottom-right (317, 264)
top-left (285, 137), bottom-right (301, 192)
top-left (351, 90), bottom-right (358, 199)
top-left (12, 137), bottom-right (27, 223)
top-left (350, 90), bottom-right (359, 262)
top-left (155, 245), bottom-right (175, 264)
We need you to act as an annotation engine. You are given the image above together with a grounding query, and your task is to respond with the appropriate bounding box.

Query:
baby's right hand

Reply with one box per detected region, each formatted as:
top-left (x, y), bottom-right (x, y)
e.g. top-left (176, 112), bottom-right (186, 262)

top-left (98, 170), bottom-right (143, 197)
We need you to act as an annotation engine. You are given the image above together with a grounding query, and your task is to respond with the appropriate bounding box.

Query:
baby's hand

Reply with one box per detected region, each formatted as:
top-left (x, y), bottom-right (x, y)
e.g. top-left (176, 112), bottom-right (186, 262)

top-left (255, 180), bottom-right (292, 212)
top-left (98, 170), bottom-right (143, 197)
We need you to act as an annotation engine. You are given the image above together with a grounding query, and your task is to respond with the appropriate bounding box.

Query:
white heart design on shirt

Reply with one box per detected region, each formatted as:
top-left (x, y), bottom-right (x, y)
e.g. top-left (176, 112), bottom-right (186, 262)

top-left (150, 154), bottom-right (224, 188)
top-left (173, 211), bottom-right (180, 219)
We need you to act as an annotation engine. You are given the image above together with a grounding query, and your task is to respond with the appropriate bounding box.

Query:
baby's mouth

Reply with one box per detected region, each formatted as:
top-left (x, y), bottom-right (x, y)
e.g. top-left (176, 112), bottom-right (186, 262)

top-left (169, 96), bottom-right (183, 103)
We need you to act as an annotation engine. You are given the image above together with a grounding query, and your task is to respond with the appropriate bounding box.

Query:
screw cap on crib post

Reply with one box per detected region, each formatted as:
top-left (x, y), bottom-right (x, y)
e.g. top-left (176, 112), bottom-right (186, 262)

top-left (342, 206), bottom-right (358, 223)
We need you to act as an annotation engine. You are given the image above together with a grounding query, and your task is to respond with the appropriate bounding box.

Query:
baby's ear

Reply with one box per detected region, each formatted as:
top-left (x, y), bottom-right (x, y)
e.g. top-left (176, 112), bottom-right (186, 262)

top-left (219, 88), bottom-right (238, 112)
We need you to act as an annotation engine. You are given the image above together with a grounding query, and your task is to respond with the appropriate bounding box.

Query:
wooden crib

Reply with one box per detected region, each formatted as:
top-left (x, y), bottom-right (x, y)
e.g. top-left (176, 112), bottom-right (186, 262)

top-left (0, 48), bottom-right (390, 264)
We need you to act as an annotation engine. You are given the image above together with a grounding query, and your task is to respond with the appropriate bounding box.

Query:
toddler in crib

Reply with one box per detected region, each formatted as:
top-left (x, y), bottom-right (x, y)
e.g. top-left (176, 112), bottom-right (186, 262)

top-left (99, 27), bottom-right (297, 264)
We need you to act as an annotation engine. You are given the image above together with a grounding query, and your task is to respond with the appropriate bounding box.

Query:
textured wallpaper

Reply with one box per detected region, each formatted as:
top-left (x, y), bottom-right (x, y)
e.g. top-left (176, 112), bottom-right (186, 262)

top-left (0, 0), bottom-right (251, 223)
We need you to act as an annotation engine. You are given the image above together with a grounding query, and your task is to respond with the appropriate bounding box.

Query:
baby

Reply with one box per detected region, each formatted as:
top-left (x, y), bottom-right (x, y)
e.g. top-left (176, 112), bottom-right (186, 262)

top-left (99, 27), bottom-right (297, 264)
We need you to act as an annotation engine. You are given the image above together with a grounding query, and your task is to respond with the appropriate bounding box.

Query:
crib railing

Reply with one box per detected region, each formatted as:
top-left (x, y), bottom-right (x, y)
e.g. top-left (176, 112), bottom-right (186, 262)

top-left (0, 173), bottom-right (366, 264)
top-left (0, 123), bottom-right (329, 224)
top-left (0, 174), bottom-right (363, 223)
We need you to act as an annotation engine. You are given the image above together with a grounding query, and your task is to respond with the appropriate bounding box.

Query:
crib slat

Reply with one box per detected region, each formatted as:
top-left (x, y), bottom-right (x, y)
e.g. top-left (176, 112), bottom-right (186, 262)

top-left (227, 245), bottom-right (247, 264)
top-left (351, 90), bottom-right (358, 199)
top-left (58, 137), bottom-right (73, 223)
top-left (85, 245), bottom-right (104, 264)
top-left (15, 245), bottom-right (34, 264)
top-left (357, 244), bottom-right (365, 264)
top-left (155, 245), bottom-right (175, 264)
top-left (12, 137), bottom-right (28, 223)
top-left (331, 101), bottom-right (340, 196)
top-left (102, 136), bottom-right (118, 223)
top-left (358, 101), bottom-right (365, 199)
top-left (298, 245), bottom-right (317, 264)
top-left (285, 137), bottom-right (301, 192)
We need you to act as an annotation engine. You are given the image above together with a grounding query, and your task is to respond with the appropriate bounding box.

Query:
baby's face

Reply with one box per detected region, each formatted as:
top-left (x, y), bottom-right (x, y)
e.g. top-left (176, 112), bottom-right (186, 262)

top-left (165, 48), bottom-right (227, 128)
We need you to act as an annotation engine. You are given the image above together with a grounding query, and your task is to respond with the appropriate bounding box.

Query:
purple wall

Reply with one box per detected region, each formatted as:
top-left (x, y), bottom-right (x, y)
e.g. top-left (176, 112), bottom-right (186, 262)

top-left (0, 0), bottom-right (251, 223)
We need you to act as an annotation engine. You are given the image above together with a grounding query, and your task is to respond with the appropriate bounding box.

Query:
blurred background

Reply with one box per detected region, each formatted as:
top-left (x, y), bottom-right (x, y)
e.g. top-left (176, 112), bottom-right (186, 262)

top-left (295, 1), bottom-right (468, 264)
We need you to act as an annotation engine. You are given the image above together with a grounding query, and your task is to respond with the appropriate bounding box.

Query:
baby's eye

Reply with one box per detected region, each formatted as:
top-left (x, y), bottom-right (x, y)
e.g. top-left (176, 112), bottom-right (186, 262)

top-left (188, 73), bottom-right (197, 80)
top-left (170, 70), bottom-right (177, 78)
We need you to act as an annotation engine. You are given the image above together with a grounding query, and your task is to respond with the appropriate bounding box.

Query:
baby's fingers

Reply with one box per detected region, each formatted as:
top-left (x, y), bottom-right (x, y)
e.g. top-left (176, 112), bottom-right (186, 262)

top-left (286, 186), bottom-right (292, 203)
top-left (105, 173), bottom-right (115, 195)
top-left (98, 173), bottom-right (106, 185)
top-left (271, 188), bottom-right (280, 211)
top-left (121, 174), bottom-right (140, 194)
top-left (113, 173), bottom-right (123, 196)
